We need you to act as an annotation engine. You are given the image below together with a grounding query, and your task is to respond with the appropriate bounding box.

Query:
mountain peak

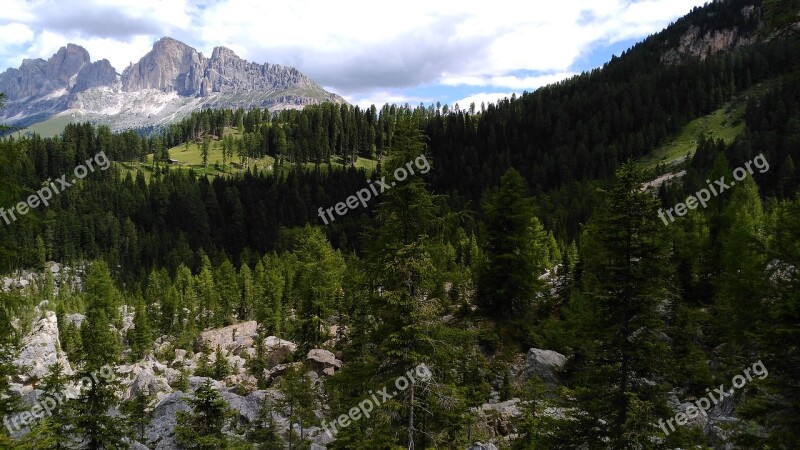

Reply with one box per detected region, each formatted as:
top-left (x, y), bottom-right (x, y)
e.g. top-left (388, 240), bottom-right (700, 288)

top-left (121, 37), bottom-right (205, 95)
top-left (211, 46), bottom-right (240, 62)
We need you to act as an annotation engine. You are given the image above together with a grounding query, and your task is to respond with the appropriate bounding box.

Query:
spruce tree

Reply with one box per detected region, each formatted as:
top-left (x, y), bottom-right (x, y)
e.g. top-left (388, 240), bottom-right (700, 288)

top-left (477, 167), bottom-right (548, 319)
top-left (129, 297), bottom-right (153, 360)
top-left (247, 394), bottom-right (284, 449)
top-left (565, 163), bottom-right (673, 448)
top-left (122, 389), bottom-right (155, 443)
top-left (330, 117), bottom-right (466, 448)
top-left (18, 361), bottom-right (72, 449)
top-left (72, 260), bottom-right (126, 450)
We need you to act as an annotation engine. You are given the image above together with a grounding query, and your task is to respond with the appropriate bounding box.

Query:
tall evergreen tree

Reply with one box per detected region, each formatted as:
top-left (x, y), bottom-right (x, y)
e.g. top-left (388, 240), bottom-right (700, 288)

top-left (72, 260), bottom-right (126, 450)
top-left (175, 379), bottom-right (233, 450)
top-left (477, 168), bottom-right (548, 319)
top-left (565, 163), bottom-right (674, 448)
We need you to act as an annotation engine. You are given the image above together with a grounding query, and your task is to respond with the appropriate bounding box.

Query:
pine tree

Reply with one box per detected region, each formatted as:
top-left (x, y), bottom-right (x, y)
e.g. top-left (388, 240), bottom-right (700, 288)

top-left (292, 225), bottom-right (345, 349)
top-left (712, 176), bottom-right (768, 364)
top-left (196, 253), bottom-right (217, 329)
top-left (238, 262), bottom-right (254, 321)
top-left (254, 255), bottom-right (285, 335)
top-left (175, 379), bottom-right (232, 449)
top-left (201, 137), bottom-right (210, 168)
top-left (21, 361), bottom-right (71, 449)
top-left (214, 256), bottom-right (239, 326)
top-left (212, 347), bottom-right (230, 381)
top-left (736, 195), bottom-right (800, 447)
top-left (0, 291), bottom-right (22, 439)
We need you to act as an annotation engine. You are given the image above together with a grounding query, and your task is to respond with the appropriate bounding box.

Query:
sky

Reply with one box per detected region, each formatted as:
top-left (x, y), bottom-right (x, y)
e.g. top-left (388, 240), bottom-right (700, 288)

top-left (0, 0), bottom-right (710, 109)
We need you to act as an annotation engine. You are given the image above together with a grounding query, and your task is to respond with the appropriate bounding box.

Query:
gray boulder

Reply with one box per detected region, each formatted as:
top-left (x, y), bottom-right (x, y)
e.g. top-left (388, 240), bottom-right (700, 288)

top-left (468, 443), bottom-right (499, 450)
top-left (194, 321), bottom-right (258, 353)
top-left (306, 349), bottom-right (342, 376)
top-left (264, 336), bottom-right (298, 368)
top-left (516, 348), bottom-right (567, 386)
top-left (146, 392), bottom-right (190, 450)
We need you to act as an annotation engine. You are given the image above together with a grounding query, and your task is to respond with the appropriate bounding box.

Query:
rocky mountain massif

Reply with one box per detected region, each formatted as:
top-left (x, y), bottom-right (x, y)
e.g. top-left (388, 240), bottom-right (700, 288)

top-left (0, 37), bottom-right (346, 131)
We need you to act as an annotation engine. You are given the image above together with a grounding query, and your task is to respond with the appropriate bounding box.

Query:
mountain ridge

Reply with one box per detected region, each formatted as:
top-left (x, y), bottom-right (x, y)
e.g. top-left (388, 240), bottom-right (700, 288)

top-left (0, 37), bottom-right (346, 131)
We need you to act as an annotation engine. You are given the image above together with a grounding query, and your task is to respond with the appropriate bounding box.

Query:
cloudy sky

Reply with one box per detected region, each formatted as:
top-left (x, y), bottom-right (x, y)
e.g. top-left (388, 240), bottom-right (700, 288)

top-left (0, 0), bottom-right (709, 108)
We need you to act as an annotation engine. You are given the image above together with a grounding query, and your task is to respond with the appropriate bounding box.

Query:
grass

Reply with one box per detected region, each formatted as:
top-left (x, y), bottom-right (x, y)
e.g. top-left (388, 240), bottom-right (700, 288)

top-left (639, 105), bottom-right (746, 172)
top-left (114, 127), bottom-right (378, 183)
top-left (18, 115), bottom-right (76, 138)
top-left (638, 77), bottom-right (783, 174)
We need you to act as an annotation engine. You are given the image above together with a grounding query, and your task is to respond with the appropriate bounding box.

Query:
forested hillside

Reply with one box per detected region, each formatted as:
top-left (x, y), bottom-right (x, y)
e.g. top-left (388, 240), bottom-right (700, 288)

top-left (0, 0), bottom-right (799, 449)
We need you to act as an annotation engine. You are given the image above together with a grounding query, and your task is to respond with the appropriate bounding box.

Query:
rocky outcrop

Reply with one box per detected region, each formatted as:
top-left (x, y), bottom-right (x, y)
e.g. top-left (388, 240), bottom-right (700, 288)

top-left (0, 44), bottom-right (90, 100)
top-left (263, 336), bottom-right (298, 368)
top-left (512, 348), bottom-right (567, 387)
top-left (0, 44), bottom-right (105, 127)
top-left (194, 320), bottom-right (258, 353)
top-left (121, 37), bottom-right (206, 95)
top-left (474, 399), bottom-right (522, 437)
top-left (306, 349), bottom-right (343, 376)
top-left (13, 311), bottom-right (72, 385)
top-left (468, 443), bottom-right (499, 450)
top-left (72, 59), bottom-right (117, 93)
top-left (661, 25), bottom-right (755, 64)
top-left (120, 38), bottom-right (342, 102)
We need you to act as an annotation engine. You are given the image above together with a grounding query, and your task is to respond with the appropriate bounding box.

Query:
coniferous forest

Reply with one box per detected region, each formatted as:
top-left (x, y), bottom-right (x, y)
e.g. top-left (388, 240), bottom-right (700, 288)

top-left (1, 0), bottom-right (799, 449)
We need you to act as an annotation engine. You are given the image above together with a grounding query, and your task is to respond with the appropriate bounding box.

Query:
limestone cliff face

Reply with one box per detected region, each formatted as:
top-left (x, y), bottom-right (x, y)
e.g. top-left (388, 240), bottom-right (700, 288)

top-left (661, 25), bottom-right (755, 64)
top-left (121, 37), bottom-right (206, 95)
top-left (120, 37), bottom-right (343, 103)
top-left (0, 44), bottom-right (92, 100)
top-left (660, 4), bottom-right (760, 65)
top-left (73, 59), bottom-right (117, 93)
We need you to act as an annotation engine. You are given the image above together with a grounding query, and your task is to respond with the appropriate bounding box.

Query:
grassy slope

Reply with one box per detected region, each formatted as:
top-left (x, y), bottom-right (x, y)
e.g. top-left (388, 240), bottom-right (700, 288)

top-left (639, 105), bottom-right (746, 172)
top-left (638, 78), bottom-right (782, 174)
top-left (19, 115), bottom-right (76, 138)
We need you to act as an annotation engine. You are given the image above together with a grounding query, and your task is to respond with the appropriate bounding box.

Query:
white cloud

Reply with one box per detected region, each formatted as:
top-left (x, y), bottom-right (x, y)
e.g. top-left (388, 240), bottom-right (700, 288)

top-left (451, 92), bottom-right (517, 110)
top-left (343, 91), bottom-right (433, 110)
top-left (0, 23), bottom-right (34, 46)
top-left (0, 0), bottom-right (710, 105)
top-left (442, 72), bottom-right (577, 90)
